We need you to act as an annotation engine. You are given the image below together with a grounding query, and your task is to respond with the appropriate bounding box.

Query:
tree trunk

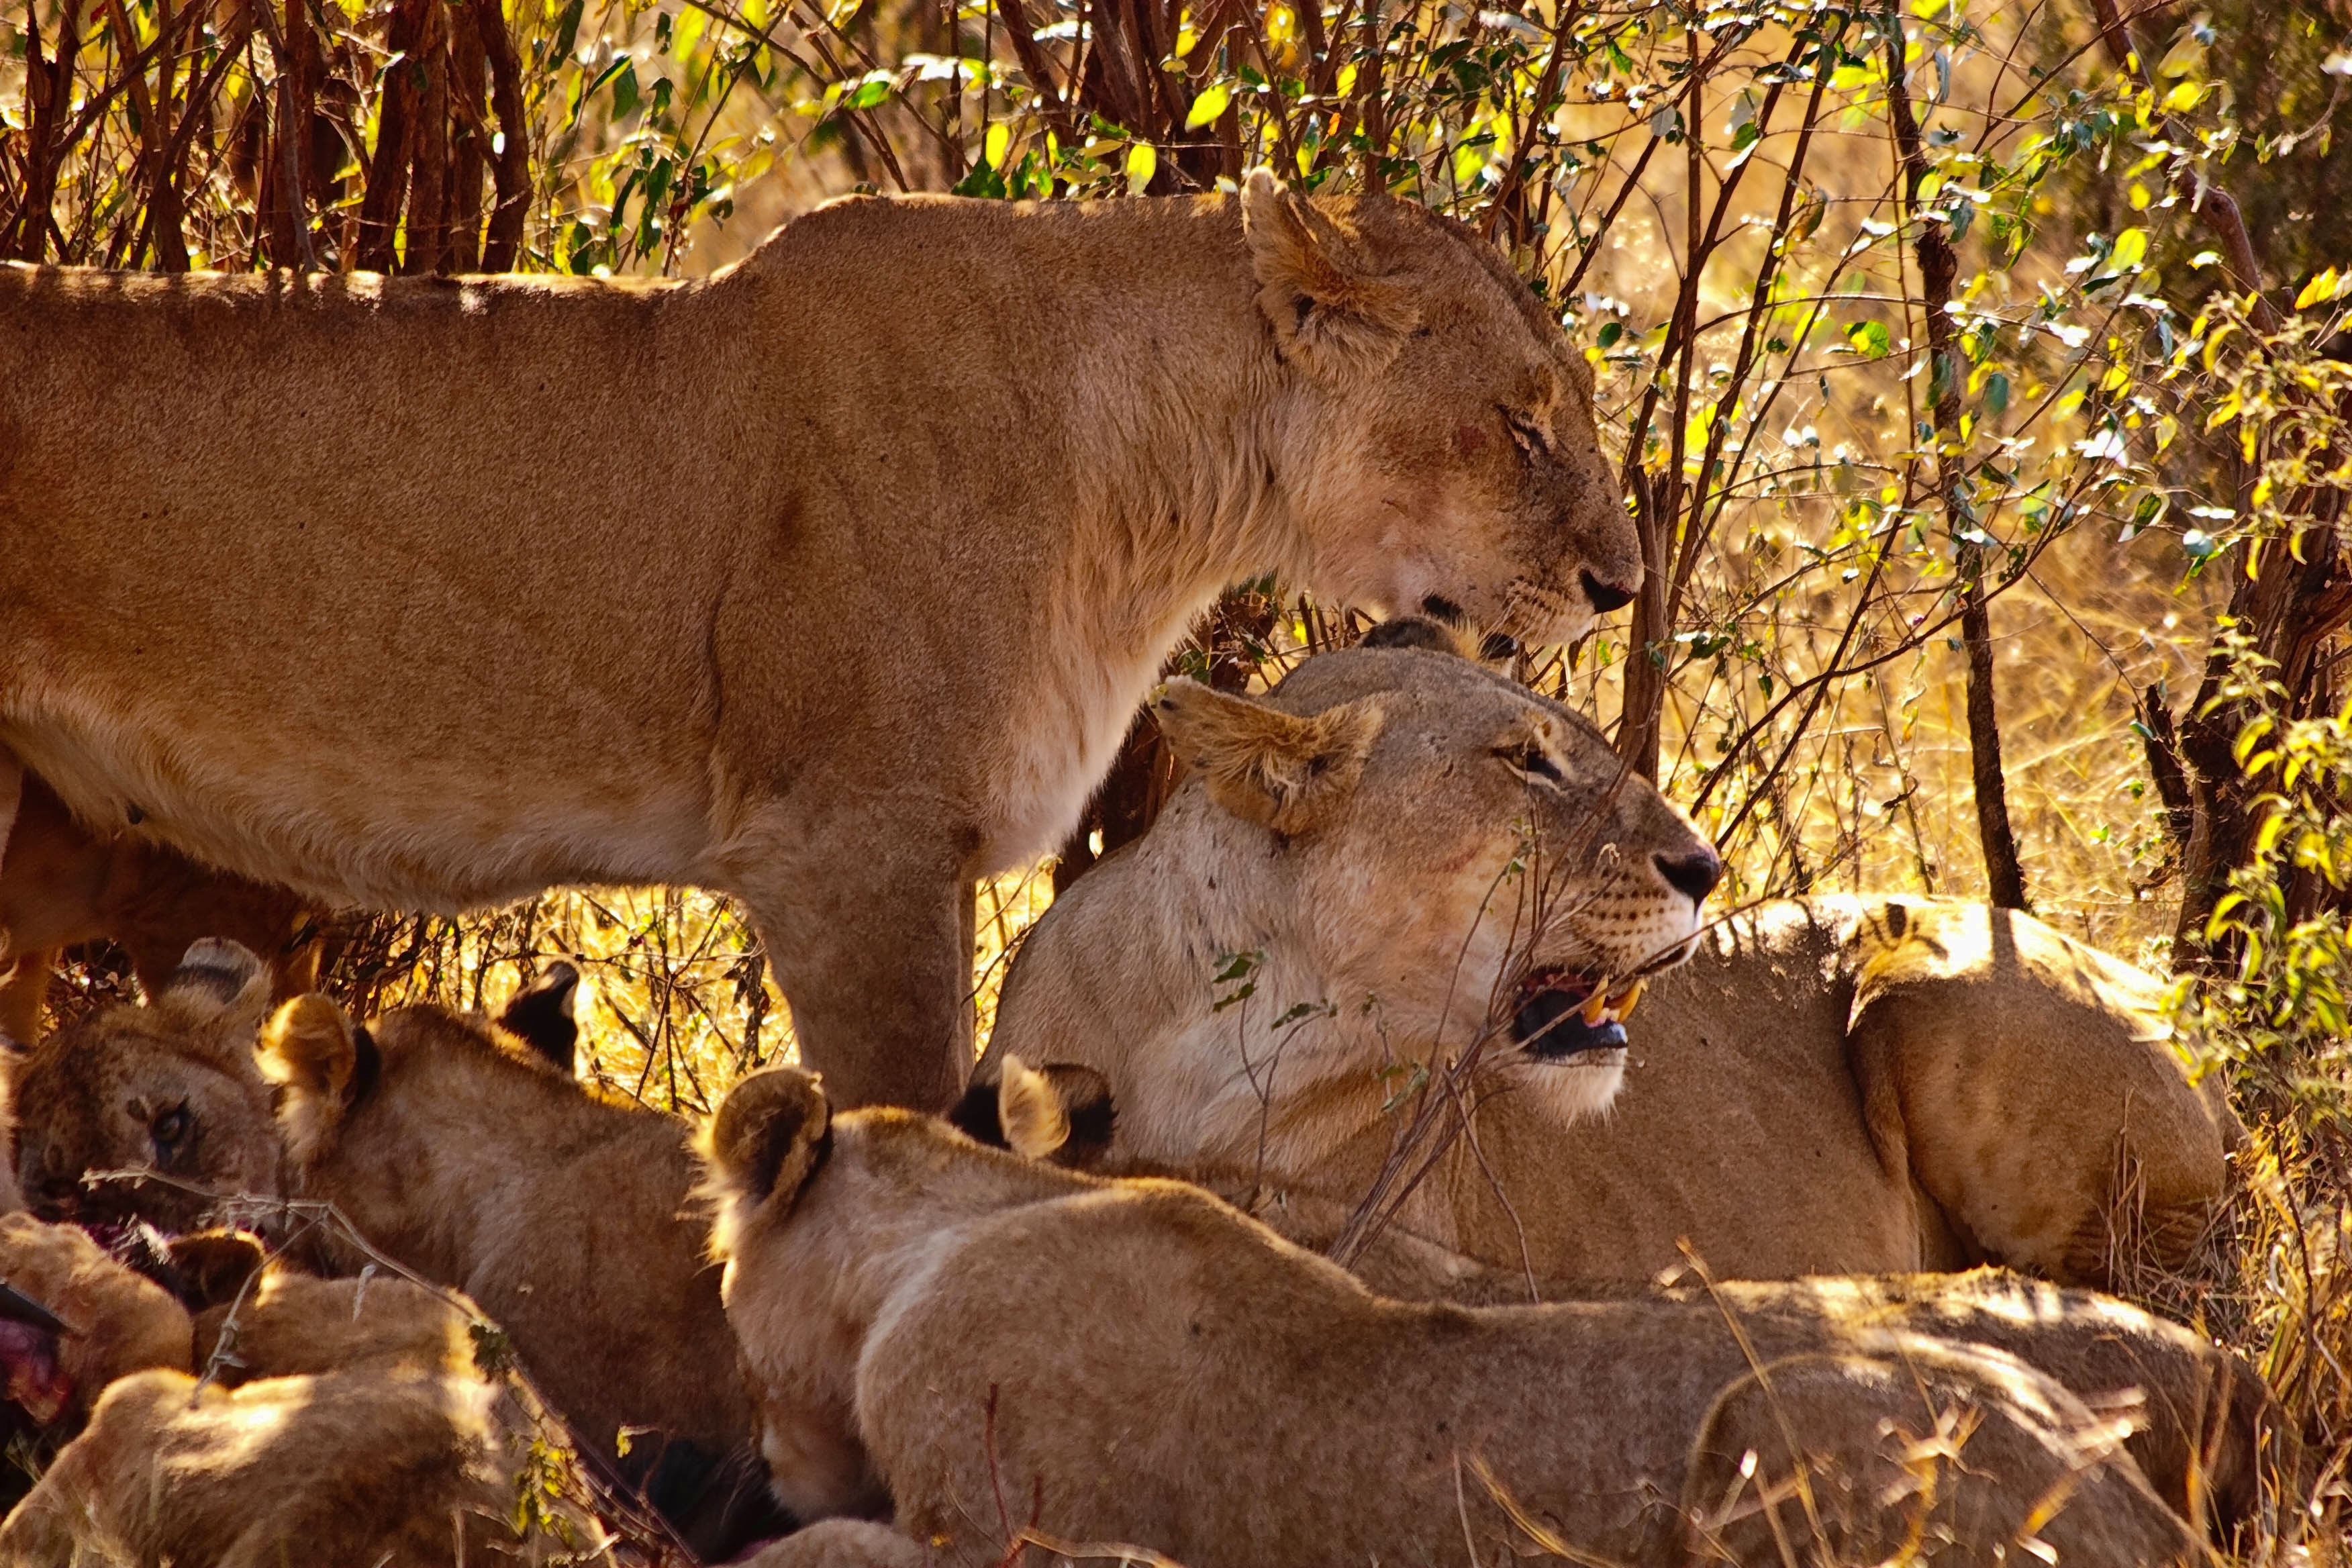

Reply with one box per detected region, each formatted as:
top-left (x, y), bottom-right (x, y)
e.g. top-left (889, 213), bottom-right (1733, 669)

top-left (1885, 5), bottom-right (2026, 908)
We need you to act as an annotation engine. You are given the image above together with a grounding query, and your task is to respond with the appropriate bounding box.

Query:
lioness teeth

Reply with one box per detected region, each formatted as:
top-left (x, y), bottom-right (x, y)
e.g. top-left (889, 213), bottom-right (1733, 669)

top-left (1579, 983), bottom-right (1615, 1027)
top-left (1613, 979), bottom-right (1645, 1019)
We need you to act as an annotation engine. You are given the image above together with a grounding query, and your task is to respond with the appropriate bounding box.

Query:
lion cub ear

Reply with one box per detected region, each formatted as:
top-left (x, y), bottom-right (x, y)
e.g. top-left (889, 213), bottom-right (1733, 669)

top-left (1241, 168), bottom-right (1418, 379)
top-left (154, 940), bottom-right (273, 1031)
top-left (497, 961), bottom-right (581, 1075)
top-left (1155, 679), bottom-right (1383, 838)
top-left (705, 1069), bottom-right (833, 1214)
top-left (259, 995), bottom-right (360, 1101)
top-left (948, 1057), bottom-right (1117, 1170)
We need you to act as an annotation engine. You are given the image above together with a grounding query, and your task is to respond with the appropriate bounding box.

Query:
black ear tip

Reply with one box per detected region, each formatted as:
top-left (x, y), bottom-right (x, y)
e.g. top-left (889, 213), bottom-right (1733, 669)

top-left (1043, 1064), bottom-right (1117, 1169)
top-left (1360, 616), bottom-right (1463, 656)
top-left (716, 1068), bottom-right (830, 1195)
top-left (497, 962), bottom-right (583, 1073)
top-left (944, 1075), bottom-right (1005, 1147)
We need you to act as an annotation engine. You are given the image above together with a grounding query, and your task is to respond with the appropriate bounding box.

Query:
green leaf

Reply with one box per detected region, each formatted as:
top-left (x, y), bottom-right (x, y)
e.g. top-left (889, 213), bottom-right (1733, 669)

top-left (1845, 319), bottom-right (1892, 359)
top-left (609, 60), bottom-right (640, 121)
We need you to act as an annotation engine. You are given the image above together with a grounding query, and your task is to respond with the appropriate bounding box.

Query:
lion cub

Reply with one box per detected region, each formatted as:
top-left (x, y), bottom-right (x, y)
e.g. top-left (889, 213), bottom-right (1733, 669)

top-left (703, 1067), bottom-right (2204, 1568)
top-left (8, 940), bottom-right (782, 1558)
top-left (951, 1059), bottom-right (2276, 1541)
top-left (0, 1231), bottom-right (607, 1566)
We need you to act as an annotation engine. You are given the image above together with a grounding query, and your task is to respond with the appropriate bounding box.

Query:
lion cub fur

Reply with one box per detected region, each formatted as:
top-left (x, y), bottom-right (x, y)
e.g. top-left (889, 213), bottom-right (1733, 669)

top-left (703, 1068), bottom-right (2204, 1568)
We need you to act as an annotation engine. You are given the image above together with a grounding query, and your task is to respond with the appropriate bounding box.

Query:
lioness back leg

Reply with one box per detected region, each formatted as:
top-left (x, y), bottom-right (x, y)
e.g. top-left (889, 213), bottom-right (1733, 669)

top-left (1848, 904), bottom-right (2233, 1284)
top-left (739, 846), bottom-right (973, 1112)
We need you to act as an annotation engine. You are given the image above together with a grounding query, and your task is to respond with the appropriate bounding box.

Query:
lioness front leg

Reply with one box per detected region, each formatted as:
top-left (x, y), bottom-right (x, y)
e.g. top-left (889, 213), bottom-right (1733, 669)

top-left (744, 856), bottom-right (974, 1112)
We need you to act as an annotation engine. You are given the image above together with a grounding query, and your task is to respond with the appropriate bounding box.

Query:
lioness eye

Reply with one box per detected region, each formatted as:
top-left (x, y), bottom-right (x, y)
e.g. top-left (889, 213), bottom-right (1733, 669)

top-left (1495, 743), bottom-right (1565, 786)
top-left (152, 1106), bottom-right (191, 1153)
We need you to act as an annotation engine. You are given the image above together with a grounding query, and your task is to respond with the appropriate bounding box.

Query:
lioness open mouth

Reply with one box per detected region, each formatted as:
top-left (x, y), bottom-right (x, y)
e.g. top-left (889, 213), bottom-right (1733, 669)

top-left (1510, 970), bottom-right (1645, 1061)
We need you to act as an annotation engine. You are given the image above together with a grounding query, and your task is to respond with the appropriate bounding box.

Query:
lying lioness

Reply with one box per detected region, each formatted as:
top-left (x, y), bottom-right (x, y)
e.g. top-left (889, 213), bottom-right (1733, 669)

top-left (1, 171), bottom-right (1640, 1113)
top-left (985, 632), bottom-right (2240, 1287)
top-left (703, 1067), bottom-right (2204, 1567)
top-left (9, 940), bottom-right (779, 1557)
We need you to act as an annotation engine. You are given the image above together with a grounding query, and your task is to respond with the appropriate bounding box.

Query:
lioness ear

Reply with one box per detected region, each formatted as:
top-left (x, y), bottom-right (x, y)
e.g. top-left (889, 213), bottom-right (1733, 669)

top-left (1155, 679), bottom-right (1384, 837)
top-left (155, 940), bottom-right (272, 1027)
top-left (706, 1069), bottom-right (832, 1211)
top-left (259, 994), bottom-right (358, 1101)
top-left (1242, 168), bottom-right (1418, 378)
top-left (162, 1230), bottom-right (266, 1313)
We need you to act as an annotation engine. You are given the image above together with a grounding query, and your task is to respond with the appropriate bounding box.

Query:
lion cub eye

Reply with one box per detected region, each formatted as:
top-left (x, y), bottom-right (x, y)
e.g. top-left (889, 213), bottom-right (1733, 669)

top-left (151, 1106), bottom-right (191, 1157)
top-left (1494, 742), bottom-right (1565, 787)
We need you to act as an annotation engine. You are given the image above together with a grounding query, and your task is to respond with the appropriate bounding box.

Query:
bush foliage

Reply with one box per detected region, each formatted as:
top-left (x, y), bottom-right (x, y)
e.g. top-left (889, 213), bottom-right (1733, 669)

top-left (12, 0), bottom-right (2352, 1551)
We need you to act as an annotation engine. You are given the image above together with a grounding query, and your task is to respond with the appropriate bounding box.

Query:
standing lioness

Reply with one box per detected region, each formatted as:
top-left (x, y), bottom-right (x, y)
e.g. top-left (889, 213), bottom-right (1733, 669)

top-left (0, 172), bottom-right (1636, 1110)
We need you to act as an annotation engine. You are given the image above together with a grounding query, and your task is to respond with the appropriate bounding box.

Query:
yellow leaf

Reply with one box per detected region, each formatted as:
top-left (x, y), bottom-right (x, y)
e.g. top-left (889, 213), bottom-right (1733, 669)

top-left (1185, 81), bottom-right (1231, 130)
top-left (1126, 142), bottom-right (1159, 195)
top-left (984, 121), bottom-right (1010, 170)
top-left (2296, 268), bottom-right (2341, 309)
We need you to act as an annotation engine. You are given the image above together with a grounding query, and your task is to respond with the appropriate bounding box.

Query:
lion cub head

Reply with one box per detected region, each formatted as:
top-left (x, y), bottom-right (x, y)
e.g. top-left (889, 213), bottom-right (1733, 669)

top-left (12, 945), bottom-right (583, 1242)
top-left (1240, 171), bottom-right (1639, 647)
top-left (13, 940), bottom-right (287, 1236)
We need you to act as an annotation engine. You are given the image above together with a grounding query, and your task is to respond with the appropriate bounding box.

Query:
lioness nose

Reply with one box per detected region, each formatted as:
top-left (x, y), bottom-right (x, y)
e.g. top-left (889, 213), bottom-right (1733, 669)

top-left (1655, 847), bottom-right (1722, 904)
top-left (1581, 571), bottom-right (1636, 614)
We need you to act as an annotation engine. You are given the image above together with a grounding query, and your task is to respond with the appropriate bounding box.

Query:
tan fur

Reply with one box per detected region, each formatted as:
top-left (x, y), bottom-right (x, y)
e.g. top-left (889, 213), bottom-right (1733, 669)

top-left (0, 175), bottom-right (1638, 1112)
top-left (0, 1224), bottom-right (608, 1567)
top-left (0, 772), bottom-right (316, 1048)
top-left (987, 647), bottom-right (2239, 1289)
top-left (1298, 1204), bottom-right (2267, 1537)
top-left (9, 962), bottom-right (756, 1479)
top-left (966, 1066), bottom-right (2275, 1541)
top-left (0, 1314), bottom-right (606, 1568)
top-left (185, 1253), bottom-right (482, 1387)
top-left (701, 1070), bottom-right (2203, 1567)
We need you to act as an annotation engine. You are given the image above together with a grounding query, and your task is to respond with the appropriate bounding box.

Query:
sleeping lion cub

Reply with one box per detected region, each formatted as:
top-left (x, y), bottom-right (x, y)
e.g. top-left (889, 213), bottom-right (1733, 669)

top-left (702, 1067), bottom-right (2204, 1568)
